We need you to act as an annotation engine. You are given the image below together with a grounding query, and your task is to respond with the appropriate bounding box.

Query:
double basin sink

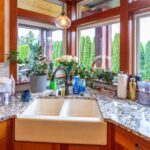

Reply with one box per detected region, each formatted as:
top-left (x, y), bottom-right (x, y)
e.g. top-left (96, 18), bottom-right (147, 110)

top-left (15, 98), bottom-right (107, 145)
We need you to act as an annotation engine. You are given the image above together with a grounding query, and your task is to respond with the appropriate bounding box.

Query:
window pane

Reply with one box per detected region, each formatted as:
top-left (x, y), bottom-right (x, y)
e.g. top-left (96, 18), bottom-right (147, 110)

top-left (17, 27), bottom-right (41, 84)
top-left (78, 0), bottom-right (120, 18)
top-left (138, 16), bottom-right (150, 80)
top-left (79, 23), bottom-right (120, 73)
top-left (51, 30), bottom-right (63, 66)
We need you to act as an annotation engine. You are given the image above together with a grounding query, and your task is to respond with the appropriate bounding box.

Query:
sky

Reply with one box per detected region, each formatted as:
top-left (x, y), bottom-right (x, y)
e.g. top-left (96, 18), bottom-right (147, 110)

top-left (18, 28), bottom-right (63, 41)
top-left (140, 17), bottom-right (150, 44)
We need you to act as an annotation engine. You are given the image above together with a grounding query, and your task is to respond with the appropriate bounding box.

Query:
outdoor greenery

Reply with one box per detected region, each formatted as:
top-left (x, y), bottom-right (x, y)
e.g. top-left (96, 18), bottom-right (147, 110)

top-left (52, 41), bottom-right (63, 66)
top-left (17, 29), bottom-right (150, 81)
top-left (80, 33), bottom-right (120, 73)
top-left (112, 33), bottom-right (120, 73)
top-left (140, 41), bottom-right (150, 80)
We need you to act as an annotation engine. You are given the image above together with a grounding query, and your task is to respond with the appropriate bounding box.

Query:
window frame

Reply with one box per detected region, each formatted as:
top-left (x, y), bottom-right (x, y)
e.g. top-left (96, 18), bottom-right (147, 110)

top-left (76, 0), bottom-right (120, 19)
top-left (134, 11), bottom-right (150, 75)
top-left (76, 18), bottom-right (120, 64)
top-left (17, 19), bottom-right (66, 84)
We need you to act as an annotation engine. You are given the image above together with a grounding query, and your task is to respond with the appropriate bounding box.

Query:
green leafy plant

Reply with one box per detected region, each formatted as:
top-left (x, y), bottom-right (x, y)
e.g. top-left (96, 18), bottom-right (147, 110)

top-left (7, 51), bottom-right (28, 64)
top-left (7, 43), bottom-right (48, 76)
top-left (93, 68), bottom-right (116, 84)
top-left (71, 64), bottom-right (91, 79)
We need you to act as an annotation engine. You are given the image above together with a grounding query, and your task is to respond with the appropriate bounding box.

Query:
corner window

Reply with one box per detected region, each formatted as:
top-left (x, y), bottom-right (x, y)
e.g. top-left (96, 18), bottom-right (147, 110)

top-left (17, 22), bottom-right (64, 84)
top-left (77, 21), bottom-right (120, 73)
top-left (135, 13), bottom-right (150, 80)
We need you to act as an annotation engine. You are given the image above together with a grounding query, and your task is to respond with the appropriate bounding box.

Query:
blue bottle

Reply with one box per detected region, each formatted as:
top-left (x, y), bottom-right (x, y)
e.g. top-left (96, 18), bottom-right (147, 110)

top-left (73, 76), bottom-right (80, 94)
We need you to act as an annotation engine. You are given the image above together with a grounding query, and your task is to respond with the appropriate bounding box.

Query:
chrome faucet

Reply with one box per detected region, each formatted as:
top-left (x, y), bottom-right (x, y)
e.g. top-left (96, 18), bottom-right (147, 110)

top-left (51, 67), bottom-right (69, 96)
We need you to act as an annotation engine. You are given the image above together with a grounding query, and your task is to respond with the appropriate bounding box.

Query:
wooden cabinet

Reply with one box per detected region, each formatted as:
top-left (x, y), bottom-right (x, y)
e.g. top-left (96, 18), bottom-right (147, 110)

top-left (15, 142), bottom-right (60, 150)
top-left (14, 122), bottom-right (150, 150)
top-left (0, 119), bottom-right (12, 150)
top-left (0, 0), bottom-right (5, 62)
top-left (15, 142), bottom-right (108, 150)
top-left (114, 125), bottom-right (150, 150)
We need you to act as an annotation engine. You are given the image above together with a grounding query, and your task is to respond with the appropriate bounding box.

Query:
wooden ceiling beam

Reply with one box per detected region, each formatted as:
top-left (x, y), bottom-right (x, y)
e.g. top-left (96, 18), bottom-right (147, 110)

top-left (17, 8), bottom-right (55, 25)
top-left (71, 7), bottom-right (120, 28)
top-left (128, 0), bottom-right (150, 14)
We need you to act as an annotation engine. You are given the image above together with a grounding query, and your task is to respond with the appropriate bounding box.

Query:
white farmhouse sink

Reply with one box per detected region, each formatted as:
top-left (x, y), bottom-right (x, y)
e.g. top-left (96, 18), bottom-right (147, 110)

top-left (15, 98), bottom-right (107, 145)
top-left (21, 99), bottom-right (64, 117)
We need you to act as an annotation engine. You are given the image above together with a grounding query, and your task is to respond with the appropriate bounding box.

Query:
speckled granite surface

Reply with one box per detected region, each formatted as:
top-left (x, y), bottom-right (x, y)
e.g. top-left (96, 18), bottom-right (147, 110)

top-left (0, 88), bottom-right (150, 142)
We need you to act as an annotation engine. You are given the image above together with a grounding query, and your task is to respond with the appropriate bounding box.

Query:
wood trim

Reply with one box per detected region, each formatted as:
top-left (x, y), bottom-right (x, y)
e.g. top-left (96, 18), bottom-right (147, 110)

top-left (0, 0), bottom-right (5, 62)
top-left (129, 0), bottom-right (150, 14)
top-left (17, 8), bottom-right (55, 25)
top-left (66, 2), bottom-right (77, 56)
top-left (71, 7), bottom-right (120, 28)
top-left (120, 0), bottom-right (129, 74)
top-left (10, 0), bottom-right (18, 81)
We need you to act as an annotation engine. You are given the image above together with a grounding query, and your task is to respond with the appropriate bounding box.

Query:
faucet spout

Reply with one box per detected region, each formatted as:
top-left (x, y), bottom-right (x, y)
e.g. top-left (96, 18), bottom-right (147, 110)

top-left (51, 67), bottom-right (69, 96)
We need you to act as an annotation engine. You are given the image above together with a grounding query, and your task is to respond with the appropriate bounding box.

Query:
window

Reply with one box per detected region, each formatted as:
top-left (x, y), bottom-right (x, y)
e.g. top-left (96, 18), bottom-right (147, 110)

top-left (77, 21), bottom-right (120, 73)
top-left (135, 13), bottom-right (150, 80)
top-left (17, 21), bottom-right (63, 84)
top-left (77, 0), bottom-right (120, 19)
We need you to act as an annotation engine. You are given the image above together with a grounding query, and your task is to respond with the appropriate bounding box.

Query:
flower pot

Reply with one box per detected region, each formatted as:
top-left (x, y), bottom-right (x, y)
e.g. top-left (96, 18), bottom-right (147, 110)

top-left (30, 75), bottom-right (47, 93)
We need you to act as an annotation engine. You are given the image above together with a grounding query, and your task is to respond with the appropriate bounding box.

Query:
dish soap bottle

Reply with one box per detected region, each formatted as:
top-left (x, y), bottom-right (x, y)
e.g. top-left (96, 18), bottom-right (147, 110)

top-left (73, 76), bottom-right (80, 94)
top-left (129, 78), bottom-right (137, 101)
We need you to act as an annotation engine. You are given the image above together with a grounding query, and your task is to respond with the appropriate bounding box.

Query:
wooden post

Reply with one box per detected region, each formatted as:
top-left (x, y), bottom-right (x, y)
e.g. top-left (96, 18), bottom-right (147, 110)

top-left (120, 0), bottom-right (129, 74)
top-left (10, 0), bottom-right (18, 81)
top-left (0, 0), bottom-right (5, 62)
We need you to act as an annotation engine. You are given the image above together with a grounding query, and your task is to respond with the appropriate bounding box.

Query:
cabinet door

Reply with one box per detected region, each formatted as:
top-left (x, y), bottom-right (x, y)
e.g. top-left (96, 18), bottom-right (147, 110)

top-left (115, 125), bottom-right (150, 150)
top-left (15, 142), bottom-right (60, 150)
top-left (68, 144), bottom-right (107, 150)
top-left (0, 120), bottom-right (12, 150)
top-left (0, 0), bottom-right (5, 62)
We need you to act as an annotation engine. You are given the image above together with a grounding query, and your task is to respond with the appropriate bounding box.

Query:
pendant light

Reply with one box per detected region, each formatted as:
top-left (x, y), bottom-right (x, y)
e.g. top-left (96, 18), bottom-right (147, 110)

top-left (55, 2), bottom-right (71, 29)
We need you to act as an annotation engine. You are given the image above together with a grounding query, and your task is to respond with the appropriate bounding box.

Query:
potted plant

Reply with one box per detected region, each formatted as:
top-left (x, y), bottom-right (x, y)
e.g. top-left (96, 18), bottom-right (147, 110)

top-left (7, 43), bottom-right (48, 93)
top-left (91, 68), bottom-right (117, 90)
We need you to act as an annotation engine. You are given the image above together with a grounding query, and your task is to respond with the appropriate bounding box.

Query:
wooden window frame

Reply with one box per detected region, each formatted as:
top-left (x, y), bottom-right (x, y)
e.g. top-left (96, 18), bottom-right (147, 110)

top-left (133, 11), bottom-right (150, 75)
top-left (76, 18), bottom-right (120, 65)
top-left (10, 0), bottom-right (150, 82)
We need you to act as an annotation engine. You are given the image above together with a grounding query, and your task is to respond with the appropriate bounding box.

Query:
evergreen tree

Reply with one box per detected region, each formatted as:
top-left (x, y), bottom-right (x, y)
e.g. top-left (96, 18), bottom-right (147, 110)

top-left (84, 36), bottom-right (91, 68)
top-left (143, 41), bottom-right (150, 80)
top-left (139, 43), bottom-right (145, 77)
top-left (25, 30), bottom-right (36, 48)
top-left (112, 33), bottom-right (120, 73)
top-left (91, 37), bottom-right (95, 66)
top-left (80, 36), bottom-right (85, 64)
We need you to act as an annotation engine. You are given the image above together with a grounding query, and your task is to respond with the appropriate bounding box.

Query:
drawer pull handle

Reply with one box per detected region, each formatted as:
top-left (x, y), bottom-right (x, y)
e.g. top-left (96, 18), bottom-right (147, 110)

top-left (135, 144), bottom-right (142, 150)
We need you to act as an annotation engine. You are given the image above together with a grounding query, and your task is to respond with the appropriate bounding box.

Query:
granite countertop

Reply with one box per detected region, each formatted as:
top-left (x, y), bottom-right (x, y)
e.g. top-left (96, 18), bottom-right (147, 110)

top-left (0, 88), bottom-right (150, 142)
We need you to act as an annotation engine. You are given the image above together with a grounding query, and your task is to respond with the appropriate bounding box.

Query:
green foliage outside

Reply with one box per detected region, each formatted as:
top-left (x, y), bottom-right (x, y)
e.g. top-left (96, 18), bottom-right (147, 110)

top-left (80, 33), bottom-right (120, 72)
top-left (112, 33), bottom-right (120, 73)
top-left (18, 45), bottom-right (30, 61)
top-left (80, 36), bottom-right (95, 67)
top-left (52, 41), bottom-right (63, 66)
top-left (142, 41), bottom-right (150, 80)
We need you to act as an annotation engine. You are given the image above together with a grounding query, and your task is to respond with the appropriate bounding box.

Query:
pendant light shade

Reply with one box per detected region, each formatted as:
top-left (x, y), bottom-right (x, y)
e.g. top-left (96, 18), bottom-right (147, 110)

top-left (55, 3), bottom-right (71, 29)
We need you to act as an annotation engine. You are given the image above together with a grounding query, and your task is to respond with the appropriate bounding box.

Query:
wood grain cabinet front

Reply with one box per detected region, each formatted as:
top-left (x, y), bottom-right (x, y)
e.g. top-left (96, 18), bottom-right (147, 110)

top-left (114, 125), bottom-right (150, 150)
top-left (0, 0), bottom-right (5, 62)
top-left (0, 119), bottom-right (12, 150)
